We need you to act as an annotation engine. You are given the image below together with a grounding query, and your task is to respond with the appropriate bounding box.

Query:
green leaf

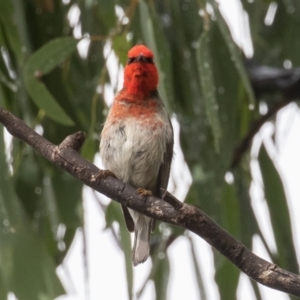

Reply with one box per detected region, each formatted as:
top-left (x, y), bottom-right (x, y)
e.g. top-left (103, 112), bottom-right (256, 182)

top-left (213, 182), bottom-right (240, 298)
top-left (147, 4), bottom-right (175, 111)
top-left (197, 30), bottom-right (222, 152)
top-left (24, 80), bottom-right (74, 125)
top-left (24, 37), bottom-right (78, 126)
top-left (0, 256), bottom-right (8, 300)
top-left (97, 0), bottom-right (117, 29)
top-left (220, 182), bottom-right (240, 236)
top-left (207, 0), bottom-right (255, 106)
top-left (52, 171), bottom-right (83, 227)
top-left (0, 230), bottom-right (65, 300)
top-left (214, 255), bottom-right (240, 300)
top-left (258, 145), bottom-right (298, 273)
top-left (106, 201), bottom-right (133, 300)
top-left (24, 38), bottom-right (78, 75)
top-left (0, 68), bottom-right (17, 92)
top-left (81, 132), bottom-right (99, 161)
top-left (112, 35), bottom-right (130, 66)
top-left (0, 126), bottom-right (65, 300)
top-left (151, 254), bottom-right (170, 300)
top-left (0, 1), bottom-right (25, 64)
top-left (189, 236), bottom-right (207, 300)
top-left (139, 0), bottom-right (170, 110)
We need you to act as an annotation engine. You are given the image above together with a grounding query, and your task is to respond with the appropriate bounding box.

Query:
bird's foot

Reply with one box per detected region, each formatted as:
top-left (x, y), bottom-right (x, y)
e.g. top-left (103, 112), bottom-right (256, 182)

top-left (136, 188), bottom-right (152, 198)
top-left (96, 169), bottom-right (116, 180)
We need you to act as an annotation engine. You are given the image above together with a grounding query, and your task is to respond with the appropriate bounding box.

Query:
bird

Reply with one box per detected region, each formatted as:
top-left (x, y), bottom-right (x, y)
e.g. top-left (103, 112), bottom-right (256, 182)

top-left (100, 44), bottom-right (174, 266)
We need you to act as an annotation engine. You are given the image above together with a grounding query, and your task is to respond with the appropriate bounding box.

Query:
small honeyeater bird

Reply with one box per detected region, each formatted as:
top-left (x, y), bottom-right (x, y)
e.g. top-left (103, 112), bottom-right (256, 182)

top-left (100, 45), bottom-right (174, 266)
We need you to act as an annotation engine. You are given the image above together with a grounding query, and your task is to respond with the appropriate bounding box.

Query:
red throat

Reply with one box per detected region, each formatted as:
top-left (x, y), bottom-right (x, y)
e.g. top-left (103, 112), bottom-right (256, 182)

top-left (123, 45), bottom-right (159, 98)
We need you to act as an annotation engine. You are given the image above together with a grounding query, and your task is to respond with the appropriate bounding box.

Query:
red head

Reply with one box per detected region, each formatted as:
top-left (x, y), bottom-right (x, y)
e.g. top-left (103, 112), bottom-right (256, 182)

top-left (123, 45), bottom-right (158, 97)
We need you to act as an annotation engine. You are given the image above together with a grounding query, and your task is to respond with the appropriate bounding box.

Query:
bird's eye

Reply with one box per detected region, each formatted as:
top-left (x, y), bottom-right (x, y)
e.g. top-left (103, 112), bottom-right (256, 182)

top-left (127, 58), bottom-right (135, 65)
top-left (127, 56), bottom-right (154, 64)
top-left (144, 57), bottom-right (154, 64)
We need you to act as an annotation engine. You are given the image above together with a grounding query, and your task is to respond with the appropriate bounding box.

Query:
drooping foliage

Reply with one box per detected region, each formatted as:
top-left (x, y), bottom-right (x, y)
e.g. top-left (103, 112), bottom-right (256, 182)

top-left (0, 0), bottom-right (299, 299)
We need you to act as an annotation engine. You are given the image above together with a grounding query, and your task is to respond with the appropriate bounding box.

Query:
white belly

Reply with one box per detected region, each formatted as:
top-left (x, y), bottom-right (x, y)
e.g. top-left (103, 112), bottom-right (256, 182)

top-left (100, 116), bottom-right (171, 192)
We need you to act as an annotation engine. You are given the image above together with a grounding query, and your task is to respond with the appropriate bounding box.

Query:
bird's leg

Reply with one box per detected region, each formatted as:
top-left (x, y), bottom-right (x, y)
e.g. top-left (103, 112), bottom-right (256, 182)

top-left (136, 188), bottom-right (152, 198)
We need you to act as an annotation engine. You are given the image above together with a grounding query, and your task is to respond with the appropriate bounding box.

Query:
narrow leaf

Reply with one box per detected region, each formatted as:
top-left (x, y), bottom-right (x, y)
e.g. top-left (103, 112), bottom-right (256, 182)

top-left (0, 68), bottom-right (17, 92)
top-left (152, 255), bottom-right (170, 300)
top-left (214, 182), bottom-right (240, 298)
top-left (221, 182), bottom-right (240, 236)
top-left (97, 0), bottom-right (117, 29)
top-left (106, 201), bottom-right (133, 300)
top-left (24, 38), bottom-right (78, 125)
top-left (214, 255), bottom-right (239, 300)
top-left (207, 0), bottom-right (255, 106)
top-left (0, 268), bottom-right (8, 300)
top-left (258, 145), bottom-right (298, 273)
top-left (139, 0), bottom-right (170, 110)
top-left (0, 1), bottom-right (25, 64)
top-left (189, 236), bottom-right (207, 300)
top-left (197, 30), bottom-right (222, 152)
top-left (0, 127), bottom-right (65, 300)
top-left (112, 35), bottom-right (130, 66)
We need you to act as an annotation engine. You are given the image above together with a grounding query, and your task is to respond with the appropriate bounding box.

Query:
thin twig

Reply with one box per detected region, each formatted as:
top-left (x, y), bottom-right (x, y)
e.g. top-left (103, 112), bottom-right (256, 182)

top-left (231, 98), bottom-right (294, 168)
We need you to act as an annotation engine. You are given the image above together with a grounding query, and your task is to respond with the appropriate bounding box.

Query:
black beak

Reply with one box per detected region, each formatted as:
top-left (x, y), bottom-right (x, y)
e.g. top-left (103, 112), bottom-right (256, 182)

top-left (135, 54), bottom-right (146, 62)
top-left (127, 54), bottom-right (154, 65)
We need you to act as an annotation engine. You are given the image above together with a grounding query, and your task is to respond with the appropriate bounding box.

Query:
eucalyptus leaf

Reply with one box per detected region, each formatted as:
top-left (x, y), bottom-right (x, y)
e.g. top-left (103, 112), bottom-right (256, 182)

top-left (0, 126), bottom-right (65, 300)
top-left (207, 0), bottom-right (255, 106)
top-left (97, 0), bottom-right (117, 29)
top-left (152, 255), bottom-right (170, 300)
top-left (112, 35), bottom-right (131, 67)
top-left (24, 38), bottom-right (78, 125)
top-left (258, 145), bottom-right (298, 273)
top-left (139, 0), bottom-right (169, 110)
top-left (0, 268), bottom-right (8, 300)
top-left (214, 255), bottom-right (240, 300)
top-left (197, 30), bottom-right (222, 152)
top-left (106, 201), bottom-right (133, 300)
top-left (0, 1), bottom-right (25, 64)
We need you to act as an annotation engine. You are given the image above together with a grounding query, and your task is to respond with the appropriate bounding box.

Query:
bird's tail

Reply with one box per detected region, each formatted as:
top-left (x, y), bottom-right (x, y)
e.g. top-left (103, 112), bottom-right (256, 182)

top-left (132, 214), bottom-right (152, 266)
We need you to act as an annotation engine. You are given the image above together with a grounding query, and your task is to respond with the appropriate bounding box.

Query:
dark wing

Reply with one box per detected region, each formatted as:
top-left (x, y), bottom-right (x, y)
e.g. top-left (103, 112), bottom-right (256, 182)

top-left (121, 205), bottom-right (134, 232)
top-left (156, 118), bottom-right (174, 198)
top-left (152, 119), bottom-right (174, 232)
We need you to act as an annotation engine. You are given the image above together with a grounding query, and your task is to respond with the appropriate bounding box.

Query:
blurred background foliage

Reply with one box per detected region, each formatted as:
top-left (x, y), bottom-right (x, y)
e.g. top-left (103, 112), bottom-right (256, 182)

top-left (0, 0), bottom-right (300, 299)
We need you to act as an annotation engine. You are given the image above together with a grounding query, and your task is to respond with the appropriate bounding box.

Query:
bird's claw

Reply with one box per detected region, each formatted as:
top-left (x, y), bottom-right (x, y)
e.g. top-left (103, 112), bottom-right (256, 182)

top-left (96, 169), bottom-right (116, 180)
top-left (136, 188), bottom-right (152, 198)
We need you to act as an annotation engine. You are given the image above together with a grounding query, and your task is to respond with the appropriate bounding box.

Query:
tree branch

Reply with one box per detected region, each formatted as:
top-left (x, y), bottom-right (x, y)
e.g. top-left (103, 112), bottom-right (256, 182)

top-left (1, 107), bottom-right (300, 297)
top-left (231, 98), bottom-right (294, 169)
